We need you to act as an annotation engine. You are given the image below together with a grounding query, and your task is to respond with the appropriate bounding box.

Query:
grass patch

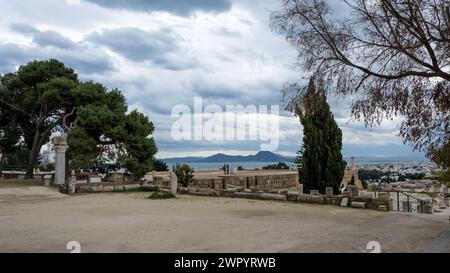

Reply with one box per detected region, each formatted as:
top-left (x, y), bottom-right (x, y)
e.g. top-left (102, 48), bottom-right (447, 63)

top-left (146, 191), bottom-right (176, 200)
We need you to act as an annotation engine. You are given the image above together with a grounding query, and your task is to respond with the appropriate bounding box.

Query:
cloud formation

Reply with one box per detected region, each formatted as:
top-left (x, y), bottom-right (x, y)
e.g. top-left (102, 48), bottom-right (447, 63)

top-left (0, 0), bottom-right (425, 158)
top-left (87, 27), bottom-right (187, 69)
top-left (84, 0), bottom-right (232, 16)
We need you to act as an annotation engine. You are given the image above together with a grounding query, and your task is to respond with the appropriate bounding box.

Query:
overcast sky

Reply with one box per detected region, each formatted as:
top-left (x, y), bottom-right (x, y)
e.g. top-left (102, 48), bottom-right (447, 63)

top-left (0, 0), bottom-right (425, 159)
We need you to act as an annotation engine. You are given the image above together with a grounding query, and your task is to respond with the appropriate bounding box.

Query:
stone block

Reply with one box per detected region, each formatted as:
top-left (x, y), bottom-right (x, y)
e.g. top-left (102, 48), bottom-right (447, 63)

top-left (364, 192), bottom-right (375, 198)
top-left (221, 191), bottom-right (235, 198)
top-left (351, 201), bottom-right (366, 209)
top-left (323, 196), bottom-right (340, 205)
top-left (402, 201), bottom-right (411, 212)
top-left (76, 184), bottom-right (90, 193)
top-left (103, 186), bottom-right (115, 192)
top-left (260, 193), bottom-right (287, 201)
top-left (365, 200), bottom-right (380, 210)
top-left (141, 184), bottom-right (159, 192)
top-left (209, 190), bottom-right (222, 197)
top-left (296, 194), bottom-right (324, 204)
top-left (190, 192), bottom-right (210, 197)
top-left (114, 185), bottom-right (125, 191)
top-left (170, 172), bottom-right (177, 195)
top-left (178, 187), bottom-right (189, 194)
top-left (88, 175), bottom-right (102, 183)
top-left (341, 197), bottom-right (349, 207)
top-left (197, 188), bottom-right (211, 193)
top-left (81, 185), bottom-right (103, 193)
top-left (377, 205), bottom-right (388, 212)
top-left (233, 192), bottom-right (262, 200)
top-left (143, 174), bottom-right (154, 183)
top-left (43, 175), bottom-right (53, 186)
top-left (287, 192), bottom-right (298, 202)
top-left (325, 187), bottom-right (334, 196)
top-left (343, 191), bottom-right (352, 198)
top-left (124, 184), bottom-right (141, 190)
top-left (225, 188), bottom-right (238, 193)
top-left (423, 200), bottom-right (433, 214)
top-left (377, 192), bottom-right (390, 201)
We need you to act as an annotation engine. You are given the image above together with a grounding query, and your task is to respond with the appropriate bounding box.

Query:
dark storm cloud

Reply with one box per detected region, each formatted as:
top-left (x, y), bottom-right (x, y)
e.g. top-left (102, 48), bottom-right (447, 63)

top-left (84, 0), bottom-right (232, 16)
top-left (87, 27), bottom-right (188, 68)
top-left (0, 43), bottom-right (114, 75)
top-left (9, 22), bottom-right (38, 34)
top-left (33, 30), bottom-right (77, 49)
top-left (9, 23), bottom-right (196, 71)
top-left (10, 23), bottom-right (77, 49)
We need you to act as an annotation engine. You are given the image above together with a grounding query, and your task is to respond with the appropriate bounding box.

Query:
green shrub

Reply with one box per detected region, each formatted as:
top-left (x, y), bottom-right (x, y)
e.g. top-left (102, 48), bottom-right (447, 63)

top-left (146, 191), bottom-right (176, 200)
top-left (174, 164), bottom-right (194, 187)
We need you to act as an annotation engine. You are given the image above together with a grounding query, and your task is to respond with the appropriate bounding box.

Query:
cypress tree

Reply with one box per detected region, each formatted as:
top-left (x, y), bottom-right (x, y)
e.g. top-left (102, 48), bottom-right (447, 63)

top-left (294, 78), bottom-right (346, 194)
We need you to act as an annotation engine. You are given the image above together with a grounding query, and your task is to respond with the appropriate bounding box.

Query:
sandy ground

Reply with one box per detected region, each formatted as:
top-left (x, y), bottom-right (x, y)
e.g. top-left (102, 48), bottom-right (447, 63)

top-left (0, 190), bottom-right (449, 253)
top-left (0, 179), bottom-right (43, 189)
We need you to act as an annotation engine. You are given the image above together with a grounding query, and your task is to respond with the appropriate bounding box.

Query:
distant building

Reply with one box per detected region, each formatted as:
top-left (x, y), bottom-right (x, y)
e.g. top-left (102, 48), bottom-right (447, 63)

top-left (40, 143), bottom-right (55, 166)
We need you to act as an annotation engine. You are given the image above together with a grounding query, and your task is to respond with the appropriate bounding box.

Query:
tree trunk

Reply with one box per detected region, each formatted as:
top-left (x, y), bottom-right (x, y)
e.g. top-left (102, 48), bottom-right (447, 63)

top-left (25, 121), bottom-right (55, 180)
top-left (25, 130), bottom-right (49, 180)
top-left (25, 147), bottom-right (42, 179)
top-left (25, 130), bottom-right (42, 179)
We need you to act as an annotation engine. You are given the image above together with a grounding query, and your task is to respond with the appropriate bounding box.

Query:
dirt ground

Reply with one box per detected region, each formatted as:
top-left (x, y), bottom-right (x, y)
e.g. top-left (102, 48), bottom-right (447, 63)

top-left (0, 190), bottom-right (449, 253)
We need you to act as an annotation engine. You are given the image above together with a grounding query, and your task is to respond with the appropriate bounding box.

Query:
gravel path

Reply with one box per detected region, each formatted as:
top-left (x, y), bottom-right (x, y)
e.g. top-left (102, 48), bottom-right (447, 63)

top-left (0, 192), bottom-right (449, 253)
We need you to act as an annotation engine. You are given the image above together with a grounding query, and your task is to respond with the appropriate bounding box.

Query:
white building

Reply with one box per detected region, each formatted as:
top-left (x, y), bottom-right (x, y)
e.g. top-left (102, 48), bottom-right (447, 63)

top-left (40, 143), bottom-right (55, 165)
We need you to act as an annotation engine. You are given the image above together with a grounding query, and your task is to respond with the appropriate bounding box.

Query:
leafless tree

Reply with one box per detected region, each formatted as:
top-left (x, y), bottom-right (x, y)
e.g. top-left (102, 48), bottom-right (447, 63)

top-left (271, 0), bottom-right (450, 166)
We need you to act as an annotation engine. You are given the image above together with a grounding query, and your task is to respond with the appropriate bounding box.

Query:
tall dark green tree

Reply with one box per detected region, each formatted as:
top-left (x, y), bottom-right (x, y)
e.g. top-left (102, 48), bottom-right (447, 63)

top-left (0, 59), bottom-right (157, 180)
top-left (0, 60), bottom-right (78, 178)
top-left (67, 83), bottom-right (157, 179)
top-left (294, 78), bottom-right (346, 194)
top-left (152, 159), bottom-right (169, 172)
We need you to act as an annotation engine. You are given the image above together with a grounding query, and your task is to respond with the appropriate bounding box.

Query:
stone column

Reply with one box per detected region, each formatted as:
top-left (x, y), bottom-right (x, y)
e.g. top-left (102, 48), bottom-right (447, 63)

top-left (68, 171), bottom-right (76, 195)
top-left (298, 184), bottom-right (304, 196)
top-left (170, 172), bottom-right (178, 195)
top-left (53, 136), bottom-right (68, 186)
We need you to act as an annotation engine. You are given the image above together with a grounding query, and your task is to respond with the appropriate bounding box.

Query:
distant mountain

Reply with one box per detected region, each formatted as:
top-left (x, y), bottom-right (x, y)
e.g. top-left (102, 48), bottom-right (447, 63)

top-left (162, 152), bottom-right (427, 165)
top-left (162, 151), bottom-right (295, 164)
top-left (162, 156), bottom-right (204, 164)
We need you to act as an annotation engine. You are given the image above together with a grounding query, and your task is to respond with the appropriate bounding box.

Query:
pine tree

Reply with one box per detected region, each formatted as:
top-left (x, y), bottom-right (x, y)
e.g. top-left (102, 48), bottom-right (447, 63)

top-left (294, 78), bottom-right (346, 194)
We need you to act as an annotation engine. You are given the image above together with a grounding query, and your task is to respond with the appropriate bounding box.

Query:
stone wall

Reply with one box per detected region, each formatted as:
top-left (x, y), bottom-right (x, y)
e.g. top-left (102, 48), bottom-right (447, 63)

top-left (75, 182), bottom-right (141, 193)
top-left (189, 173), bottom-right (298, 190)
top-left (190, 177), bottom-right (224, 189)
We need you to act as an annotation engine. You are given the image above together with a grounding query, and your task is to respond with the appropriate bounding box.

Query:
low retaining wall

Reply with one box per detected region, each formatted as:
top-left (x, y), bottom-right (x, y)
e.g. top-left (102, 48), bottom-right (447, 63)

top-left (72, 181), bottom-right (392, 212)
top-left (177, 187), bottom-right (392, 212)
top-left (189, 172), bottom-right (298, 190)
top-left (75, 182), bottom-right (141, 193)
